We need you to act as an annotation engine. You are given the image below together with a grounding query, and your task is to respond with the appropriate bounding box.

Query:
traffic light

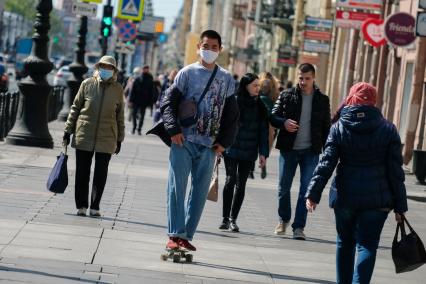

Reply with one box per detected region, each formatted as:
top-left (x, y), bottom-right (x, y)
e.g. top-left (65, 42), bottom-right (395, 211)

top-left (101, 5), bottom-right (113, 38)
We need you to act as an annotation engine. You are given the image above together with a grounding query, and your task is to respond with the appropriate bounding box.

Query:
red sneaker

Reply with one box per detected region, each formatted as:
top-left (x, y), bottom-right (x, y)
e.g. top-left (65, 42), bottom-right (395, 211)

top-left (177, 238), bottom-right (196, 251)
top-left (166, 237), bottom-right (179, 250)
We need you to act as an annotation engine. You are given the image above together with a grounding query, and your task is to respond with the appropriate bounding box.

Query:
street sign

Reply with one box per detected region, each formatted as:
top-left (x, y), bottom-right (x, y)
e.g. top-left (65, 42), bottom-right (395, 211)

top-left (300, 54), bottom-right (320, 66)
top-left (115, 42), bottom-right (136, 54)
top-left (416, 12), bottom-right (426, 37)
top-left (81, 0), bottom-right (102, 3)
top-left (72, 1), bottom-right (97, 17)
top-left (303, 30), bottom-right (332, 41)
top-left (303, 41), bottom-right (330, 53)
top-left (336, 0), bottom-right (382, 11)
top-left (305, 17), bottom-right (333, 29)
top-left (117, 20), bottom-right (137, 41)
top-left (335, 10), bottom-right (381, 29)
top-left (384, 12), bottom-right (416, 47)
top-left (138, 16), bottom-right (165, 34)
top-left (117, 0), bottom-right (145, 21)
top-left (362, 18), bottom-right (386, 47)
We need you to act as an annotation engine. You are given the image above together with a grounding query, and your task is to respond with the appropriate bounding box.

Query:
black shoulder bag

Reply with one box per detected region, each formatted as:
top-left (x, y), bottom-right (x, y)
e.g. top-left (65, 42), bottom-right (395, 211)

top-left (178, 65), bottom-right (218, 128)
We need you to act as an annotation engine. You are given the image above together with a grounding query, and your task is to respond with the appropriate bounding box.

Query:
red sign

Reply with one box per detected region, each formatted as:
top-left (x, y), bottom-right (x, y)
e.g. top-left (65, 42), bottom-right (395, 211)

top-left (335, 10), bottom-right (381, 29)
top-left (384, 12), bottom-right (416, 47)
top-left (300, 54), bottom-right (320, 66)
top-left (362, 18), bottom-right (386, 47)
top-left (303, 30), bottom-right (332, 41)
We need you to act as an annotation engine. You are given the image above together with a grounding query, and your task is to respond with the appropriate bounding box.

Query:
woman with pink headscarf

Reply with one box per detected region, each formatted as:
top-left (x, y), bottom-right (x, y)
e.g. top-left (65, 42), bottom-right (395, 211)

top-left (304, 82), bottom-right (408, 283)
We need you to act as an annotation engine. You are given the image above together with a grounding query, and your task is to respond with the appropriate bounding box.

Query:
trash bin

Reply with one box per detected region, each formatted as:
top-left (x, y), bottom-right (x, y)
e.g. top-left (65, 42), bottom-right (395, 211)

top-left (413, 150), bottom-right (426, 185)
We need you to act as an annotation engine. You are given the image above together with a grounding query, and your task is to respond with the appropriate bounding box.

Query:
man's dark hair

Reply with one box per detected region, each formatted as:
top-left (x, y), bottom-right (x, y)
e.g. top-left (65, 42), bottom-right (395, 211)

top-left (143, 65), bottom-right (149, 69)
top-left (298, 63), bottom-right (315, 75)
top-left (200, 30), bottom-right (222, 47)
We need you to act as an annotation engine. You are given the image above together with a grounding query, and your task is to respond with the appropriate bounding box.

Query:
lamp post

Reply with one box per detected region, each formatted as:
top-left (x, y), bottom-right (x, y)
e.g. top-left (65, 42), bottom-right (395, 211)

top-left (6, 0), bottom-right (54, 148)
top-left (58, 16), bottom-right (88, 121)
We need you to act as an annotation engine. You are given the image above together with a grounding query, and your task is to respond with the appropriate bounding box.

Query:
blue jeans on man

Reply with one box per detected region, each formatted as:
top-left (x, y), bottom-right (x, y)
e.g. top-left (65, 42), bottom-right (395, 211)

top-left (278, 149), bottom-right (319, 230)
top-left (334, 208), bottom-right (388, 284)
top-left (167, 140), bottom-right (216, 241)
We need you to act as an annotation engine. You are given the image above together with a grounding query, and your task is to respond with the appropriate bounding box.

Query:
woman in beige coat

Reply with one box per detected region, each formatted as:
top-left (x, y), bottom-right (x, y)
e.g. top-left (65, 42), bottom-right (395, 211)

top-left (63, 56), bottom-right (125, 217)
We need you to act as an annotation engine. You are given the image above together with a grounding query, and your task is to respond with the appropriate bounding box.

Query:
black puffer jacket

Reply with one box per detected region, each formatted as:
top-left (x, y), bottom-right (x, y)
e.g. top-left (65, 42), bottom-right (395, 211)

top-left (128, 73), bottom-right (155, 107)
top-left (305, 105), bottom-right (408, 213)
top-left (160, 84), bottom-right (240, 148)
top-left (225, 95), bottom-right (269, 161)
top-left (270, 85), bottom-right (331, 153)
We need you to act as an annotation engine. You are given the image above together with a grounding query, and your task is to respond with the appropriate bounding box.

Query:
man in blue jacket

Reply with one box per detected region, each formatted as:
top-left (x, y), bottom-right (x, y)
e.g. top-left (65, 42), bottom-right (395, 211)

top-left (270, 63), bottom-right (331, 240)
top-left (160, 30), bottom-right (239, 251)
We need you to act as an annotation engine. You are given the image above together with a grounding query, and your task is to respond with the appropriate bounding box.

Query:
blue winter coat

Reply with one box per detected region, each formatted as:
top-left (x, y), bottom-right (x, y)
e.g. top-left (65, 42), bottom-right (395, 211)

top-left (225, 95), bottom-right (269, 161)
top-left (305, 105), bottom-right (408, 213)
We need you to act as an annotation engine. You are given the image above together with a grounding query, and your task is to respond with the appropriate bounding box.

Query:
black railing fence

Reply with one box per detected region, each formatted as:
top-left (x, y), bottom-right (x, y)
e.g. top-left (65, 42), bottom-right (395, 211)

top-left (0, 91), bottom-right (20, 140)
top-left (0, 86), bottom-right (65, 141)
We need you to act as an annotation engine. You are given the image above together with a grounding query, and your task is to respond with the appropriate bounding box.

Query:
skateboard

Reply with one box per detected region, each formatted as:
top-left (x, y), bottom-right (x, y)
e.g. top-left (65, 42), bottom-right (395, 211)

top-left (161, 248), bottom-right (193, 263)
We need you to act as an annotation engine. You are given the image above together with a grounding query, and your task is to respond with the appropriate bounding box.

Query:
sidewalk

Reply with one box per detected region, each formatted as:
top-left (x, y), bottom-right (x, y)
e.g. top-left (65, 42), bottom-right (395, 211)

top-left (0, 119), bottom-right (425, 284)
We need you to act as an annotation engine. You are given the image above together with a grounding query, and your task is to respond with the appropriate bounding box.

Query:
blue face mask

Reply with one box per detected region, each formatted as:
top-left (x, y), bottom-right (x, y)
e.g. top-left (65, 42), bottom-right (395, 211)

top-left (99, 68), bottom-right (113, 80)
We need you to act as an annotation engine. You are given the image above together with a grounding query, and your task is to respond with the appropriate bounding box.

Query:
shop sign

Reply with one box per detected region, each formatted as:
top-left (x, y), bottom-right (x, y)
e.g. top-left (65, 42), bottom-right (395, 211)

top-left (384, 12), bottom-right (416, 47)
top-left (335, 10), bottom-right (380, 29)
top-left (361, 18), bottom-right (386, 47)
top-left (416, 12), bottom-right (426, 37)
top-left (305, 17), bottom-right (334, 29)
top-left (336, 0), bottom-right (382, 11)
top-left (277, 45), bottom-right (298, 66)
top-left (303, 41), bottom-right (330, 53)
top-left (304, 30), bottom-right (332, 41)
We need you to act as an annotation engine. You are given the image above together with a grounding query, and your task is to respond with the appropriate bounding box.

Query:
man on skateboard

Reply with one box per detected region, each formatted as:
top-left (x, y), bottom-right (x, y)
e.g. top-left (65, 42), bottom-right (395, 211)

top-left (161, 30), bottom-right (239, 252)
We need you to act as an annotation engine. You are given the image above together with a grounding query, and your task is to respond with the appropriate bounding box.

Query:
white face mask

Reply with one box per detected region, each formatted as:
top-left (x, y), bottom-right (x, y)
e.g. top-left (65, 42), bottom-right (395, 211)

top-left (199, 49), bottom-right (219, 64)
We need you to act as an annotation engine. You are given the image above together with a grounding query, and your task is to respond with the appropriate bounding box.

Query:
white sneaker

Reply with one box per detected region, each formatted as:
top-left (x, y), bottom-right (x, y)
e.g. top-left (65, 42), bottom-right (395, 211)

top-left (89, 209), bottom-right (101, 217)
top-left (293, 228), bottom-right (306, 240)
top-left (77, 208), bottom-right (87, 216)
top-left (274, 222), bottom-right (288, 235)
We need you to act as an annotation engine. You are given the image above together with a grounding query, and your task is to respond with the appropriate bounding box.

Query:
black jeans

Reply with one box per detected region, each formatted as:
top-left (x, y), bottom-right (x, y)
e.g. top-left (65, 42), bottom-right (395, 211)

top-left (132, 104), bottom-right (147, 132)
top-left (222, 157), bottom-right (254, 220)
top-left (75, 149), bottom-right (111, 210)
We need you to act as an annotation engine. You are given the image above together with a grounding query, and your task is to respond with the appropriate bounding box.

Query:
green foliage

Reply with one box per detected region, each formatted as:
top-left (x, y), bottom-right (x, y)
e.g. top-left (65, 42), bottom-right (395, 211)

top-left (4, 0), bottom-right (37, 21)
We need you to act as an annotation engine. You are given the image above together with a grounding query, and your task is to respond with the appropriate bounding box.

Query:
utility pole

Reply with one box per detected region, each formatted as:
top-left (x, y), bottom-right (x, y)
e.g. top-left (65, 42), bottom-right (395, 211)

top-left (403, 37), bottom-right (426, 164)
top-left (346, 29), bottom-right (359, 94)
top-left (375, 1), bottom-right (391, 109)
top-left (288, 0), bottom-right (304, 83)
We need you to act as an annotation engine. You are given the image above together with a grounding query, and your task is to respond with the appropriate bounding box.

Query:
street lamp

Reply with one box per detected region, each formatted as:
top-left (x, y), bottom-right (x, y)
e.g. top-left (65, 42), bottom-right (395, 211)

top-left (6, 0), bottom-right (54, 148)
top-left (58, 16), bottom-right (88, 121)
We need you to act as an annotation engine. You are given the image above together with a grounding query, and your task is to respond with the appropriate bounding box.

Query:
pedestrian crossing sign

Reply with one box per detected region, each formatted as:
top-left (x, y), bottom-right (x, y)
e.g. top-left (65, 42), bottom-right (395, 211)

top-left (117, 0), bottom-right (145, 21)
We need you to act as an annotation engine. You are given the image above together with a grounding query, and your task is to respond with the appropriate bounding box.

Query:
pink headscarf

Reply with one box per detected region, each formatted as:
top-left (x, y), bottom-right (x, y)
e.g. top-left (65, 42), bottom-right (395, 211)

top-left (345, 82), bottom-right (377, 106)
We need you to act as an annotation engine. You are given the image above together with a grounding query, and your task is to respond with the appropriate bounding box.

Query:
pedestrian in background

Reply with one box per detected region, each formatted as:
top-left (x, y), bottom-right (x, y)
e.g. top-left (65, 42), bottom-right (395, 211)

top-left (258, 71), bottom-right (280, 179)
top-left (161, 30), bottom-right (239, 251)
top-left (219, 73), bottom-right (269, 232)
top-left (305, 82), bottom-right (407, 284)
top-left (128, 65), bottom-right (155, 135)
top-left (153, 69), bottom-right (178, 123)
top-left (270, 63), bottom-right (330, 240)
top-left (63, 55), bottom-right (125, 217)
top-left (124, 67), bottom-right (142, 122)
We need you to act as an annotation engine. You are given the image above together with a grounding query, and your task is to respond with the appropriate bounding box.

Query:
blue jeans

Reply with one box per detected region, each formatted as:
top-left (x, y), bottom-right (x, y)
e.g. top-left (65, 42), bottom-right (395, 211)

top-left (334, 208), bottom-right (388, 284)
top-left (278, 149), bottom-right (319, 230)
top-left (167, 140), bottom-right (216, 241)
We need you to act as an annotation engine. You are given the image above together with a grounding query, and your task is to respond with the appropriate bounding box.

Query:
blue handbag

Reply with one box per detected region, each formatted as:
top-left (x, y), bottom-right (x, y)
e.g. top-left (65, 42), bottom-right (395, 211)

top-left (47, 145), bottom-right (68, 194)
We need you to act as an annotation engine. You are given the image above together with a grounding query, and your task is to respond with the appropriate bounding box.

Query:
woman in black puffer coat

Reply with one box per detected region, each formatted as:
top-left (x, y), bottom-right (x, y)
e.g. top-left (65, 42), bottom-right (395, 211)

top-left (219, 73), bottom-right (269, 232)
top-left (305, 82), bottom-right (407, 284)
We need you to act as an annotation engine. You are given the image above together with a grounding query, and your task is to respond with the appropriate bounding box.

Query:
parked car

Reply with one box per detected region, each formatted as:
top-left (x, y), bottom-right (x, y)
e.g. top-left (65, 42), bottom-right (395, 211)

top-left (53, 65), bottom-right (72, 87)
top-left (55, 57), bottom-right (72, 70)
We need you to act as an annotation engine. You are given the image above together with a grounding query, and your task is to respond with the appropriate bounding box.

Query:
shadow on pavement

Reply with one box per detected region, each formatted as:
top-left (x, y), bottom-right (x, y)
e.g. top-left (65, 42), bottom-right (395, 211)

top-left (0, 266), bottom-right (107, 283)
top-left (64, 214), bottom-right (238, 239)
top-left (192, 262), bottom-right (335, 284)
